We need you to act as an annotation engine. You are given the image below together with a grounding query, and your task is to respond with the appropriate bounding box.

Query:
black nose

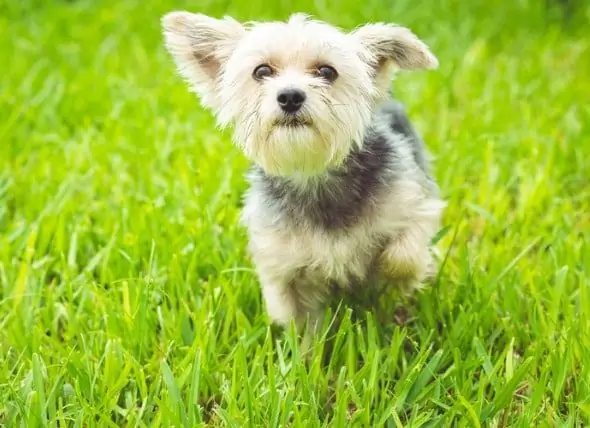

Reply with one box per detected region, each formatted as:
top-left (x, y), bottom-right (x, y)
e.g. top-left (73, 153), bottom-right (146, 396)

top-left (277, 88), bottom-right (306, 113)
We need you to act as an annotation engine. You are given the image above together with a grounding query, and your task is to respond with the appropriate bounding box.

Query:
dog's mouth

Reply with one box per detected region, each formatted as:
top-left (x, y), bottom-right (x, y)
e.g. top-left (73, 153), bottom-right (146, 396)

top-left (273, 116), bottom-right (312, 128)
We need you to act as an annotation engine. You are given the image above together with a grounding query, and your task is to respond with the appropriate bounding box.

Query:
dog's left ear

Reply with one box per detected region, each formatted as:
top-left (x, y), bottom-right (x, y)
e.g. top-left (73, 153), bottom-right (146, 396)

top-left (161, 11), bottom-right (246, 109)
top-left (350, 23), bottom-right (438, 72)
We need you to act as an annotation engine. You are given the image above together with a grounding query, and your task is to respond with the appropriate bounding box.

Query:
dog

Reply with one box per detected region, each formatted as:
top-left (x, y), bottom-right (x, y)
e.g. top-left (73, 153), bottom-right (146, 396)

top-left (161, 12), bottom-right (446, 345)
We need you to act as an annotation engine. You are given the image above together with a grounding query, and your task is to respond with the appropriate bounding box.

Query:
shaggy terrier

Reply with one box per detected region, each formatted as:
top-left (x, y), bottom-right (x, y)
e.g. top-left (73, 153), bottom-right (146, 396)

top-left (161, 12), bottom-right (445, 343)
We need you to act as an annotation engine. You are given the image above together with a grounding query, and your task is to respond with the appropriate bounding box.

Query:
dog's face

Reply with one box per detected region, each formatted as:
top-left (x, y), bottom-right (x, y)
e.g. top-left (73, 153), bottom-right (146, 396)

top-left (162, 13), bottom-right (437, 176)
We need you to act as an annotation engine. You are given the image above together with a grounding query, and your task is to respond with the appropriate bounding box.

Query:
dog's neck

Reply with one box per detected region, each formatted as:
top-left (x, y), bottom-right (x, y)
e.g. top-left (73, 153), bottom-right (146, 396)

top-left (250, 129), bottom-right (395, 230)
top-left (280, 166), bottom-right (347, 188)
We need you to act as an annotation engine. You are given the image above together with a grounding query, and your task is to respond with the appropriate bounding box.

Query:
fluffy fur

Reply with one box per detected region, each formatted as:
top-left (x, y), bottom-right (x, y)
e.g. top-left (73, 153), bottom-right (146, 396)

top-left (161, 12), bottom-right (445, 339)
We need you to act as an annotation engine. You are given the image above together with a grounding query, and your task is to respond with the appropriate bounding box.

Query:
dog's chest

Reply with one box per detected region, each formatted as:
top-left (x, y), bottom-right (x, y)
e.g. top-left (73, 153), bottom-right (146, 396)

top-left (305, 223), bottom-right (382, 282)
top-left (246, 200), bottom-right (381, 287)
top-left (242, 135), bottom-right (398, 285)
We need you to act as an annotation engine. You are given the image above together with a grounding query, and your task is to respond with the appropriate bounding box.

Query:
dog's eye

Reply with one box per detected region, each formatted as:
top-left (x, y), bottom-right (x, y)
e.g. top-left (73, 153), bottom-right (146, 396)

top-left (316, 65), bottom-right (338, 82)
top-left (253, 64), bottom-right (273, 80)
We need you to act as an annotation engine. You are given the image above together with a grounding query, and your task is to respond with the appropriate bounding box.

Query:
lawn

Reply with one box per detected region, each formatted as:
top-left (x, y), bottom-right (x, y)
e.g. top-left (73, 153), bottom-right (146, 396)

top-left (1, 0), bottom-right (589, 426)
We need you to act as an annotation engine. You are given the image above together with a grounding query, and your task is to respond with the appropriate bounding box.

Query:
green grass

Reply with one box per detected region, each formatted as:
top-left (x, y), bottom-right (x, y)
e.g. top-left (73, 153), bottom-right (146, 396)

top-left (1, 0), bottom-right (589, 426)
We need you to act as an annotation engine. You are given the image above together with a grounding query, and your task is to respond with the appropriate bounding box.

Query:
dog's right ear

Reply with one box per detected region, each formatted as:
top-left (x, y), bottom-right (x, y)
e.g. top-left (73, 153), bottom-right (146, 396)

top-left (161, 12), bottom-right (246, 109)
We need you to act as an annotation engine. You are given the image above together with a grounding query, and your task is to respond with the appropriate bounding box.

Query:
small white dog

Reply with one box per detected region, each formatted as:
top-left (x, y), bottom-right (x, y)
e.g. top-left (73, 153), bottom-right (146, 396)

top-left (161, 12), bottom-right (445, 340)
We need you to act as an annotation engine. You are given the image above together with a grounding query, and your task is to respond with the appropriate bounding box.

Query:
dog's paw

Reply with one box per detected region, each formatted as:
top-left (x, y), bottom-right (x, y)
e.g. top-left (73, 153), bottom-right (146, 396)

top-left (380, 235), bottom-right (431, 277)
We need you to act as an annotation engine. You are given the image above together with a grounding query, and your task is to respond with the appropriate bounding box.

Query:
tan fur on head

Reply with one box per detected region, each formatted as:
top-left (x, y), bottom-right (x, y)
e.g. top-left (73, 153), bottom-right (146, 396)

top-left (161, 12), bottom-right (438, 177)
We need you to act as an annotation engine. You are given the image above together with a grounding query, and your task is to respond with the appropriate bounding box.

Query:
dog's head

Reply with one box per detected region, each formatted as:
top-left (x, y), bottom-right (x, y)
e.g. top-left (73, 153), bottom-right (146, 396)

top-left (162, 12), bottom-right (437, 176)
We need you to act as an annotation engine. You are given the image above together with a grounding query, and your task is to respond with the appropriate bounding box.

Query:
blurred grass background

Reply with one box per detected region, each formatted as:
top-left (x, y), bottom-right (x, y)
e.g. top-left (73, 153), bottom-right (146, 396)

top-left (1, 0), bottom-right (589, 426)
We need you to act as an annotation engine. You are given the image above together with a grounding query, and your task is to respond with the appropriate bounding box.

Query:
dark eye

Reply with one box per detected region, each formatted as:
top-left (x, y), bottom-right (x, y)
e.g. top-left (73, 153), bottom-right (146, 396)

top-left (316, 65), bottom-right (338, 82)
top-left (253, 64), bottom-right (273, 80)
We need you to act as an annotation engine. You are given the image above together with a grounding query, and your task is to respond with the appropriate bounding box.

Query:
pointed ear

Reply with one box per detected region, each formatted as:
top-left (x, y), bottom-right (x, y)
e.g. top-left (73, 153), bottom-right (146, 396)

top-left (161, 11), bottom-right (246, 109)
top-left (351, 23), bottom-right (438, 74)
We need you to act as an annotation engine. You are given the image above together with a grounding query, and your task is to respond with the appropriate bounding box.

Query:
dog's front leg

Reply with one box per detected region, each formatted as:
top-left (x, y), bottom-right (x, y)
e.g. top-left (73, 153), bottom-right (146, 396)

top-left (378, 224), bottom-right (436, 293)
top-left (258, 268), bottom-right (327, 354)
top-left (258, 272), bottom-right (299, 327)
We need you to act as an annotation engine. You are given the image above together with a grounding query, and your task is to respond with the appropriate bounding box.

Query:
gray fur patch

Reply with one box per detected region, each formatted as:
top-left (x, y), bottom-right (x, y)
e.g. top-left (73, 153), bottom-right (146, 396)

top-left (379, 99), bottom-right (431, 175)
